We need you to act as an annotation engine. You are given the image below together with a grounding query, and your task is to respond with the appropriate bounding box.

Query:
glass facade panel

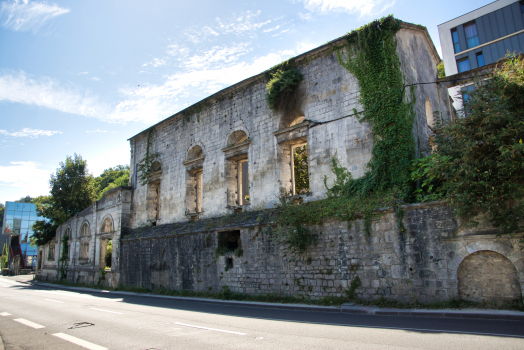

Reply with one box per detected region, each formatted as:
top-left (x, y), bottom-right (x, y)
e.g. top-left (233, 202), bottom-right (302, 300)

top-left (5, 212), bottom-right (14, 220)
top-left (4, 220), bottom-right (13, 234)
top-left (452, 29), bottom-right (460, 53)
top-left (458, 58), bottom-right (470, 73)
top-left (6, 202), bottom-right (15, 211)
top-left (465, 22), bottom-right (479, 49)
top-left (22, 211), bottom-right (30, 219)
top-left (14, 203), bottom-right (23, 211)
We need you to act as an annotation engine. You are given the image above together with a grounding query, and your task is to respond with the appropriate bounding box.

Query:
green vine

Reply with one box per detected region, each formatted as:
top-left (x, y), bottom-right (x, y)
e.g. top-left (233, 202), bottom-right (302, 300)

top-left (272, 16), bottom-right (417, 251)
top-left (59, 234), bottom-right (69, 280)
top-left (137, 128), bottom-right (161, 185)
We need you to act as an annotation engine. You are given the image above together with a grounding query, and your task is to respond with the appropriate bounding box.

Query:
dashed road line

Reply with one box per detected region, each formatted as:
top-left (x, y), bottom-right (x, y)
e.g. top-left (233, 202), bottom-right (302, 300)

top-left (13, 318), bottom-right (45, 329)
top-left (0, 312), bottom-right (11, 316)
top-left (53, 333), bottom-right (108, 350)
top-left (89, 307), bottom-right (123, 314)
top-left (45, 299), bottom-right (64, 303)
top-left (174, 322), bottom-right (246, 335)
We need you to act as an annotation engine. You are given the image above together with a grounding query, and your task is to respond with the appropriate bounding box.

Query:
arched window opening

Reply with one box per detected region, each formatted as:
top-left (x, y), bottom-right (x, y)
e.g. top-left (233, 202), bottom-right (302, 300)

top-left (80, 223), bottom-right (90, 237)
top-left (101, 217), bottom-right (113, 234)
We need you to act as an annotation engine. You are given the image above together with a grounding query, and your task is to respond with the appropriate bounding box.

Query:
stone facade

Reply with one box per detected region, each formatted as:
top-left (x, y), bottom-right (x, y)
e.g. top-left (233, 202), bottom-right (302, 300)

top-left (36, 187), bottom-right (132, 288)
top-left (35, 20), bottom-right (523, 304)
top-left (119, 202), bottom-right (524, 303)
top-left (126, 22), bottom-right (448, 228)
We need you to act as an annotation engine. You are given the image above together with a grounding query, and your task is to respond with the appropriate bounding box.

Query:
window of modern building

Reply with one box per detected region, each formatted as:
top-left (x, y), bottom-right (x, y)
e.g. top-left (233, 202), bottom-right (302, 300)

top-left (457, 58), bottom-right (470, 73)
top-left (461, 84), bottom-right (475, 104)
top-left (464, 22), bottom-right (479, 49)
top-left (476, 52), bottom-right (484, 67)
top-left (451, 28), bottom-right (460, 53)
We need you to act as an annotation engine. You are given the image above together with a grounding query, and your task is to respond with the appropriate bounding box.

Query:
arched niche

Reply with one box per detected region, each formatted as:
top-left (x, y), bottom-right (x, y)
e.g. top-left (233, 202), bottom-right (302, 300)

top-left (227, 130), bottom-right (248, 147)
top-left (187, 145), bottom-right (204, 160)
top-left (279, 110), bottom-right (305, 130)
top-left (458, 250), bottom-right (522, 303)
top-left (101, 216), bottom-right (114, 234)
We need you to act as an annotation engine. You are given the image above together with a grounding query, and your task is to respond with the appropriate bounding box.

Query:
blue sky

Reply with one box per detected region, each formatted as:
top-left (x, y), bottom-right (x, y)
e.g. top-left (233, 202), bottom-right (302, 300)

top-left (0, 0), bottom-right (492, 202)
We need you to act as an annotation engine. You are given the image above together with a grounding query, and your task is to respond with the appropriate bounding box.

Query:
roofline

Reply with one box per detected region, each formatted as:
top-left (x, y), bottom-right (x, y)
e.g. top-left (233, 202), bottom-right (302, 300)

top-left (437, 0), bottom-right (505, 26)
top-left (128, 20), bottom-right (439, 141)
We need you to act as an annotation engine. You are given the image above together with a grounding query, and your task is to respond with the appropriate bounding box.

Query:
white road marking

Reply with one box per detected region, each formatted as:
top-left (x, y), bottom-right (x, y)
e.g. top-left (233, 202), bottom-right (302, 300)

top-left (174, 322), bottom-right (246, 335)
top-left (53, 333), bottom-right (108, 350)
top-left (0, 312), bottom-right (11, 316)
top-left (13, 318), bottom-right (45, 329)
top-left (89, 307), bottom-right (123, 314)
top-left (45, 299), bottom-right (64, 303)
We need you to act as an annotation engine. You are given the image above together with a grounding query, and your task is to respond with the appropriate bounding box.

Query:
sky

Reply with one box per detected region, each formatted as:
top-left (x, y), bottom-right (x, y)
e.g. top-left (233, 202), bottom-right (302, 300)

top-left (0, 0), bottom-right (494, 202)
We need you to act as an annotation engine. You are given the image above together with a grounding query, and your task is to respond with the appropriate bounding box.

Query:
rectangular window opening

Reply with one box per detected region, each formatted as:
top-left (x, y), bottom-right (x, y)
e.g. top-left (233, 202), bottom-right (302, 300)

top-left (238, 160), bottom-right (249, 205)
top-left (147, 180), bottom-right (161, 222)
top-left (186, 168), bottom-right (203, 215)
top-left (80, 243), bottom-right (89, 259)
top-left (291, 144), bottom-right (310, 196)
top-left (451, 28), bottom-right (460, 53)
top-left (464, 22), bottom-right (479, 49)
top-left (457, 58), bottom-right (470, 73)
top-left (216, 230), bottom-right (241, 256)
top-left (48, 246), bottom-right (55, 261)
top-left (476, 52), bottom-right (484, 67)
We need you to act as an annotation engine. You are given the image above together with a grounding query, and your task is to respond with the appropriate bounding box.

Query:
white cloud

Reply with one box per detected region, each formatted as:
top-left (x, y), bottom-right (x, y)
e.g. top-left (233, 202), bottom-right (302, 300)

top-left (0, 128), bottom-right (62, 138)
top-left (0, 161), bottom-right (51, 200)
top-left (263, 25), bottom-right (280, 33)
top-left (296, 0), bottom-right (395, 17)
top-left (0, 70), bottom-right (108, 120)
top-left (91, 77), bottom-right (101, 81)
top-left (184, 43), bottom-right (251, 69)
top-left (78, 71), bottom-right (88, 75)
top-left (0, 0), bottom-right (69, 33)
top-left (86, 129), bottom-right (107, 133)
top-left (216, 11), bottom-right (272, 35)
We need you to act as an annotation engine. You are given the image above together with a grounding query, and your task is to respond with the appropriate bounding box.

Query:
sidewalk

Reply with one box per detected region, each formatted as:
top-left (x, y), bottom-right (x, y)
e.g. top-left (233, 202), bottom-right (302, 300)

top-left (4, 275), bottom-right (523, 322)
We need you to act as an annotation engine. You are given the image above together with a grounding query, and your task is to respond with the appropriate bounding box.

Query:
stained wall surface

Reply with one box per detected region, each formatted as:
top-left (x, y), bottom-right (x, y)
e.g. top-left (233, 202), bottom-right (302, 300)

top-left (120, 202), bottom-right (524, 303)
top-left (127, 24), bottom-right (443, 229)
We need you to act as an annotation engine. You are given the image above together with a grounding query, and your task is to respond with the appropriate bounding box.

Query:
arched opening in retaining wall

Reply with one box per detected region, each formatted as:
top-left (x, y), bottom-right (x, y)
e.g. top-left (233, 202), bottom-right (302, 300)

top-left (457, 250), bottom-right (522, 303)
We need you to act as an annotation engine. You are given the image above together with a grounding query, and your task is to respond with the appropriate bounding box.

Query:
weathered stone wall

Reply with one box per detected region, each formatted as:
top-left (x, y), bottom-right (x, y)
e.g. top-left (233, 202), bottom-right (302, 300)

top-left (127, 23), bottom-right (444, 229)
top-left (37, 187), bottom-right (132, 287)
top-left (120, 202), bottom-right (524, 303)
top-left (458, 251), bottom-right (522, 303)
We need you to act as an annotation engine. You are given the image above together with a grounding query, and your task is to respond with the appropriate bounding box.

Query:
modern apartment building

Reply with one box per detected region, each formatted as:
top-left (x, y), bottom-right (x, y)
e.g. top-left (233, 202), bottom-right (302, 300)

top-left (438, 0), bottom-right (524, 108)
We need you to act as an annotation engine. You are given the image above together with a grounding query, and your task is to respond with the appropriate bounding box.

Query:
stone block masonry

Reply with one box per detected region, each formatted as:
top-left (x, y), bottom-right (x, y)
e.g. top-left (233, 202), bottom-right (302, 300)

top-left (120, 202), bottom-right (524, 303)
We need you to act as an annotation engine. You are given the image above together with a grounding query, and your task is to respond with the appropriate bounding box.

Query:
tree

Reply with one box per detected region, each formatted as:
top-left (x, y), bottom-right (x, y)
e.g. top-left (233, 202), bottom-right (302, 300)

top-left (94, 165), bottom-right (130, 198)
top-left (16, 196), bottom-right (34, 203)
top-left (32, 154), bottom-right (97, 246)
top-left (422, 54), bottom-right (524, 235)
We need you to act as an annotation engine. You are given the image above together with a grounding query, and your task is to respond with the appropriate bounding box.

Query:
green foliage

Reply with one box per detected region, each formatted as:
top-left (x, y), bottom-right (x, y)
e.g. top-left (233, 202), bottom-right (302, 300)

top-left (293, 145), bottom-right (310, 194)
top-left (0, 243), bottom-right (7, 269)
top-left (215, 231), bottom-right (241, 257)
top-left (437, 62), bottom-right (446, 79)
top-left (336, 16), bottom-right (415, 197)
top-left (105, 240), bottom-right (112, 268)
top-left (234, 247), bottom-right (243, 257)
top-left (409, 154), bottom-right (447, 202)
top-left (422, 53), bottom-right (524, 235)
top-left (16, 196), bottom-right (34, 203)
top-left (59, 234), bottom-right (69, 280)
top-left (265, 60), bottom-right (304, 112)
top-left (32, 154), bottom-right (96, 246)
top-left (344, 276), bottom-right (362, 299)
top-left (94, 165), bottom-right (130, 198)
top-left (137, 129), bottom-right (161, 185)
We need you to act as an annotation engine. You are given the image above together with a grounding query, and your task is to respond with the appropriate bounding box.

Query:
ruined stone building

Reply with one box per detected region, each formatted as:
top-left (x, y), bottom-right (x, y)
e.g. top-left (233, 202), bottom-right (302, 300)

top-left (36, 19), bottom-right (524, 304)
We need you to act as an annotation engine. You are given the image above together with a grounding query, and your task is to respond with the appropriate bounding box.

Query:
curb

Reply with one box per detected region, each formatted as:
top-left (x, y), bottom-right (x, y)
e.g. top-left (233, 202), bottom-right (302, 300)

top-left (30, 281), bottom-right (524, 321)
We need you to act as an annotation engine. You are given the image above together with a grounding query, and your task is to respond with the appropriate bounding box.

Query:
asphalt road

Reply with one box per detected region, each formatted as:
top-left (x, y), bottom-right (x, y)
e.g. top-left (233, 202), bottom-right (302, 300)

top-left (0, 277), bottom-right (523, 350)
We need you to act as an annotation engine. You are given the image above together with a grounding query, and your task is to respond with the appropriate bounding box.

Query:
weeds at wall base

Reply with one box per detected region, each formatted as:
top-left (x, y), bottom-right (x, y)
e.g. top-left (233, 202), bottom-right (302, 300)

top-left (45, 280), bottom-right (524, 311)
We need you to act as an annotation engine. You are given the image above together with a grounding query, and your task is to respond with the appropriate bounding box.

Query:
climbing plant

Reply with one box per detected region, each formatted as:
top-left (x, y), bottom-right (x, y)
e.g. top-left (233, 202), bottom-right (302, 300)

top-left (293, 145), bottom-right (310, 194)
top-left (59, 234), bottom-right (69, 280)
top-left (265, 59), bottom-right (304, 113)
top-left (136, 128), bottom-right (161, 185)
top-left (272, 16), bottom-right (417, 251)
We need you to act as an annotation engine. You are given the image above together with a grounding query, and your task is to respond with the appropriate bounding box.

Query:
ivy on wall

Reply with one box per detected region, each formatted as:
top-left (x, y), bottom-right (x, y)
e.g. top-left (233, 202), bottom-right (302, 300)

top-left (273, 16), bottom-right (417, 251)
top-left (136, 128), bottom-right (161, 185)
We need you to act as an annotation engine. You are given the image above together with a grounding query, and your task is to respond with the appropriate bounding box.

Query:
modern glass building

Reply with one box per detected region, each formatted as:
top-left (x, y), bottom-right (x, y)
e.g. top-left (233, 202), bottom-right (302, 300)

top-left (438, 0), bottom-right (524, 111)
top-left (1, 201), bottom-right (39, 268)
